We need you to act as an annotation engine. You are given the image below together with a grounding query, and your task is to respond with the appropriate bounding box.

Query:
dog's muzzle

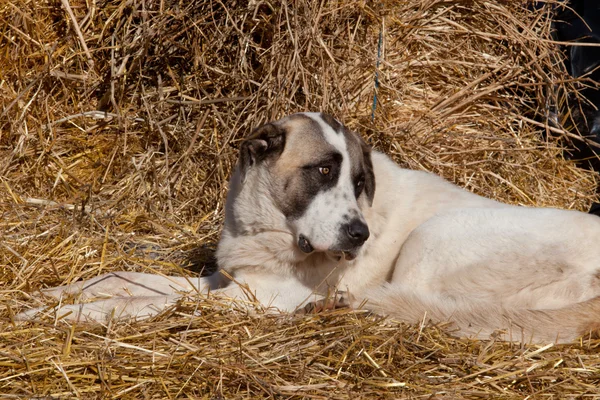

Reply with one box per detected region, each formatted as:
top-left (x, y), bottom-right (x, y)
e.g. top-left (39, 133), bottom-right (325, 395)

top-left (298, 234), bottom-right (314, 253)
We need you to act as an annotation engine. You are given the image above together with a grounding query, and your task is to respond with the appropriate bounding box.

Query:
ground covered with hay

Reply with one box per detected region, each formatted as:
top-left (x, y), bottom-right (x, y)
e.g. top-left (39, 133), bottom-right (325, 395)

top-left (2, 0), bottom-right (600, 398)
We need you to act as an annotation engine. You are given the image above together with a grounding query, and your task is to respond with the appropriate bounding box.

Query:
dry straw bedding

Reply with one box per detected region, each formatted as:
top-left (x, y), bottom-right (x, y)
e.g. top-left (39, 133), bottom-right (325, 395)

top-left (1, 0), bottom-right (600, 398)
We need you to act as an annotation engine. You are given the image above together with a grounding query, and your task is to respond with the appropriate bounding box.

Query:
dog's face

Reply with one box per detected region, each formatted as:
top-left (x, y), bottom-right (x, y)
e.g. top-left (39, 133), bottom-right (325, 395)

top-left (234, 112), bottom-right (375, 260)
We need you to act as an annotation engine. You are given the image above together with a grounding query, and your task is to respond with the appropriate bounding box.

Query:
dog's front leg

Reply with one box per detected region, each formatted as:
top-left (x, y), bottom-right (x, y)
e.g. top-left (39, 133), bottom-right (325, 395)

top-left (16, 271), bottom-right (226, 322)
top-left (39, 271), bottom-right (211, 300)
top-left (16, 294), bottom-right (180, 323)
top-left (17, 270), bottom-right (323, 322)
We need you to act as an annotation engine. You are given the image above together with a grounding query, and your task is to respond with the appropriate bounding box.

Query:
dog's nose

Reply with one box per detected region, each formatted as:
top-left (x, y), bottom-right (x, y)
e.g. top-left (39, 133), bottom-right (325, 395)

top-left (346, 219), bottom-right (370, 246)
top-left (298, 234), bottom-right (314, 253)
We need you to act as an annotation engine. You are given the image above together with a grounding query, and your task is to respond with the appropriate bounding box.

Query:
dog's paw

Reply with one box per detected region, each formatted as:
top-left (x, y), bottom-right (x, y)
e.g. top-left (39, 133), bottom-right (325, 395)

top-left (296, 291), bottom-right (350, 314)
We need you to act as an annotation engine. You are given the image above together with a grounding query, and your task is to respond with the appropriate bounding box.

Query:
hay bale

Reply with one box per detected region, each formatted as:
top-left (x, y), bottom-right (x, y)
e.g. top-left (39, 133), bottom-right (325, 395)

top-left (1, 0), bottom-right (599, 397)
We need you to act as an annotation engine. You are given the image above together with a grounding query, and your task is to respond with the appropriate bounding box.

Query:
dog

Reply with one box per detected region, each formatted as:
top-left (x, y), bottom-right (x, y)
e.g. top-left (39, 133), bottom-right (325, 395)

top-left (18, 112), bottom-right (600, 343)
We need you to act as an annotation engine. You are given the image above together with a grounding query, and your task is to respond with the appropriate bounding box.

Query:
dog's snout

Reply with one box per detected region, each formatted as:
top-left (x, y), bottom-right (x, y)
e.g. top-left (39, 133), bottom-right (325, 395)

top-left (346, 219), bottom-right (370, 246)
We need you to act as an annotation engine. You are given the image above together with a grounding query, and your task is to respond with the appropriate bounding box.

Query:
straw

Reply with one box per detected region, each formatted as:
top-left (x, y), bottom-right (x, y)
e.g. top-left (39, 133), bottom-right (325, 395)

top-left (2, 0), bottom-right (600, 397)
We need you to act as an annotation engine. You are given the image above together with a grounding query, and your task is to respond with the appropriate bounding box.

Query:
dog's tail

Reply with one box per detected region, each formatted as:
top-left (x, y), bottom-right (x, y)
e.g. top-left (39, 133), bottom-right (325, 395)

top-left (362, 285), bottom-right (600, 343)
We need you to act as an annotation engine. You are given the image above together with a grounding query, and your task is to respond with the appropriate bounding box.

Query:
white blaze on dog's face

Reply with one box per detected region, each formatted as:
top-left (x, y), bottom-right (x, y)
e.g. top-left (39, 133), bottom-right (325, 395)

top-left (289, 113), bottom-right (371, 259)
top-left (232, 112), bottom-right (375, 260)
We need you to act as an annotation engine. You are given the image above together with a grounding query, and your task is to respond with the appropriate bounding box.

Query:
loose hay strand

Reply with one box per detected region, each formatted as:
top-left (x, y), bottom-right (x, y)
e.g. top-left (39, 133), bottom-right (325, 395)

top-left (2, 0), bottom-right (600, 398)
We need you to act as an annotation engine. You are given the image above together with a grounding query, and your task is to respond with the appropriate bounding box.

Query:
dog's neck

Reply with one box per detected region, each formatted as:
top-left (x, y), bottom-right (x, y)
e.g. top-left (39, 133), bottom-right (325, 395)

top-left (216, 227), bottom-right (352, 292)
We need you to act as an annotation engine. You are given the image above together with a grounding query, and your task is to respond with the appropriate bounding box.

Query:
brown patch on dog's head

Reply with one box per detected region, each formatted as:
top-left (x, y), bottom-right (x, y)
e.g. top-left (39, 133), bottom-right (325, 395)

top-left (270, 114), bottom-right (343, 219)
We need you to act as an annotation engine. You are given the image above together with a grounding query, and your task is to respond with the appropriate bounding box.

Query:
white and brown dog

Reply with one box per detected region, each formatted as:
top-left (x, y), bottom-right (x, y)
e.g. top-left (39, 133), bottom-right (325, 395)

top-left (19, 112), bottom-right (600, 343)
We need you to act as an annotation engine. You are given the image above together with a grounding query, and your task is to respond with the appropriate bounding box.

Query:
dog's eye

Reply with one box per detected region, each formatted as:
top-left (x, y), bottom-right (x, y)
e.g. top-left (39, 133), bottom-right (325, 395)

top-left (319, 167), bottom-right (330, 176)
top-left (354, 176), bottom-right (365, 198)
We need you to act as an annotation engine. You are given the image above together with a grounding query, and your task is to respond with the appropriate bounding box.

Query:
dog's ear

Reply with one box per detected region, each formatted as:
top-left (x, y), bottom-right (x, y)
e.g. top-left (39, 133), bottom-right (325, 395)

top-left (239, 122), bottom-right (286, 182)
top-left (362, 142), bottom-right (376, 206)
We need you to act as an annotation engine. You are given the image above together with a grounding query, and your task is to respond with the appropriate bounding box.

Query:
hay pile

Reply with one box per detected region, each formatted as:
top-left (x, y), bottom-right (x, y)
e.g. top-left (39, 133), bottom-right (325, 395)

top-left (2, 0), bottom-right (600, 397)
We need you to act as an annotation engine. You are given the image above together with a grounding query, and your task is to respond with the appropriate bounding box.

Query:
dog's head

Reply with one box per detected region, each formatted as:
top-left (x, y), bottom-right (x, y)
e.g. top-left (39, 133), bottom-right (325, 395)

top-left (228, 112), bottom-right (375, 260)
